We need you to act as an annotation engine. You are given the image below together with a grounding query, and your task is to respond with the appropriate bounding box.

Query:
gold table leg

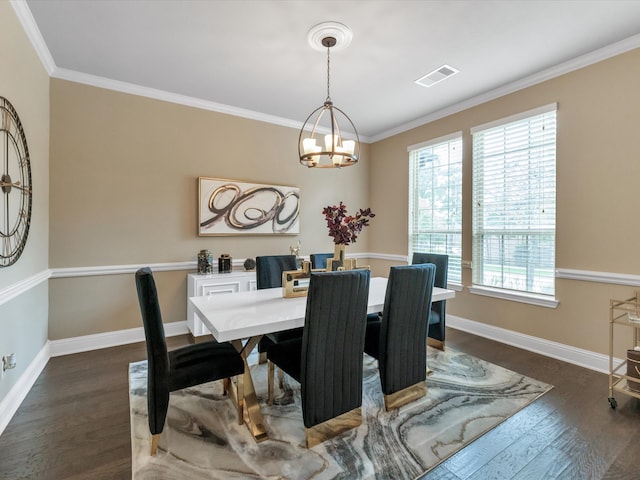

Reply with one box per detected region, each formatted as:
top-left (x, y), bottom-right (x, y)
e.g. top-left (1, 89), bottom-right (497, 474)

top-left (231, 337), bottom-right (268, 442)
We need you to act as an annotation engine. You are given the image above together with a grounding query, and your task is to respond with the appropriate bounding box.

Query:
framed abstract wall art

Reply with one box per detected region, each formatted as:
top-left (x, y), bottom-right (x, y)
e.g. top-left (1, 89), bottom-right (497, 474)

top-left (198, 177), bottom-right (300, 236)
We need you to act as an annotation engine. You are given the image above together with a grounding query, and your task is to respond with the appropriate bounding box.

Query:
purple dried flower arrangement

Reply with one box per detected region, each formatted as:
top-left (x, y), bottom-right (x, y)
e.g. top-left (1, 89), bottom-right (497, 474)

top-left (322, 202), bottom-right (375, 245)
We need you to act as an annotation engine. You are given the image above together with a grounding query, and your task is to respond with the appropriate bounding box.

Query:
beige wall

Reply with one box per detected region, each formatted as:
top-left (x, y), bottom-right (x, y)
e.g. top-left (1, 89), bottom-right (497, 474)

top-left (5, 1), bottom-right (638, 377)
top-left (48, 80), bottom-right (371, 339)
top-left (369, 48), bottom-right (640, 357)
top-left (0, 3), bottom-right (50, 400)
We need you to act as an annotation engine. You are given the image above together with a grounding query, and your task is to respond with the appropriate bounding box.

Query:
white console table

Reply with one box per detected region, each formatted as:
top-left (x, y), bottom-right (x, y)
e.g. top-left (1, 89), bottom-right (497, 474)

top-left (187, 271), bottom-right (257, 336)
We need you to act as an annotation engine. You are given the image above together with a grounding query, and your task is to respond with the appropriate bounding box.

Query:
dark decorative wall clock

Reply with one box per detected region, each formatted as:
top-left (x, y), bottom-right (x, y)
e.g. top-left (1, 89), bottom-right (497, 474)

top-left (0, 96), bottom-right (32, 267)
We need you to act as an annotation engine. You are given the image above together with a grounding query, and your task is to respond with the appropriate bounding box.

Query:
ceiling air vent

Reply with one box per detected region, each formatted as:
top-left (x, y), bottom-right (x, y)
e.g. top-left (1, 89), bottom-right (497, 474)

top-left (415, 64), bottom-right (459, 88)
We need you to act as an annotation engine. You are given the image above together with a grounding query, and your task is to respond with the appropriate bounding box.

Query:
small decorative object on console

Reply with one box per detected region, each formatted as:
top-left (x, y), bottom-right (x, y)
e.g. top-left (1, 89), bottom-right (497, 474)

top-left (218, 254), bottom-right (232, 273)
top-left (197, 249), bottom-right (213, 275)
top-left (243, 258), bottom-right (256, 271)
top-left (290, 240), bottom-right (303, 268)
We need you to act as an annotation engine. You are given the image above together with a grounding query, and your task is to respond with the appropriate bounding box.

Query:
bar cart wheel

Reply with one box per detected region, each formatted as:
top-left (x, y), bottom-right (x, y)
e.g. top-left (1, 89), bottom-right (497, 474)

top-left (608, 396), bottom-right (618, 409)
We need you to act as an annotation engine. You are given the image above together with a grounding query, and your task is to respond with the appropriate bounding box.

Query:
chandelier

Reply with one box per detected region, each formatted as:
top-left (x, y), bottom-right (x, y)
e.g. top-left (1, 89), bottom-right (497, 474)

top-left (298, 22), bottom-right (360, 168)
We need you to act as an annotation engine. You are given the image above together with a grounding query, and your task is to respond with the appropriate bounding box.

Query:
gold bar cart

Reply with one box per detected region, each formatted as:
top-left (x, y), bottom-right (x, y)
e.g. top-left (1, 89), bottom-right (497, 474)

top-left (608, 292), bottom-right (640, 409)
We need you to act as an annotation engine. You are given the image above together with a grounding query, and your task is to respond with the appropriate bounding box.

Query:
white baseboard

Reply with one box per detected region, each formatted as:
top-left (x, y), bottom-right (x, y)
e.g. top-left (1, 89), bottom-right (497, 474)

top-left (448, 315), bottom-right (623, 374)
top-left (0, 321), bottom-right (190, 436)
top-left (49, 321), bottom-right (190, 357)
top-left (0, 341), bottom-right (50, 436)
top-left (0, 315), bottom-right (623, 437)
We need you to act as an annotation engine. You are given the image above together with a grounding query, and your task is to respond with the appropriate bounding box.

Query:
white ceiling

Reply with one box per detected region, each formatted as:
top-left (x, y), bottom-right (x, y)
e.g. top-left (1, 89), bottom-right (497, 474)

top-left (20, 0), bottom-right (640, 141)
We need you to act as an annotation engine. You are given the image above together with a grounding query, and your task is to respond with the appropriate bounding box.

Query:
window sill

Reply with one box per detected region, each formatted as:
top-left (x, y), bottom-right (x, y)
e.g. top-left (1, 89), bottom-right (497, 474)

top-left (446, 282), bottom-right (464, 292)
top-left (468, 285), bottom-right (559, 308)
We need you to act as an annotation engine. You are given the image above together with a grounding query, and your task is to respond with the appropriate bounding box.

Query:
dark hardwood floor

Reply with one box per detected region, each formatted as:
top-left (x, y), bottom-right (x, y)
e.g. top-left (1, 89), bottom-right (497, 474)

top-left (0, 329), bottom-right (638, 479)
top-left (422, 330), bottom-right (640, 480)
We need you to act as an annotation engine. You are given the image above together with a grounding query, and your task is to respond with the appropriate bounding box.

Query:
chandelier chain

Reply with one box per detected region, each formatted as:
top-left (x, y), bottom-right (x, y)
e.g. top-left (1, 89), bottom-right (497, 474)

top-left (326, 43), bottom-right (331, 103)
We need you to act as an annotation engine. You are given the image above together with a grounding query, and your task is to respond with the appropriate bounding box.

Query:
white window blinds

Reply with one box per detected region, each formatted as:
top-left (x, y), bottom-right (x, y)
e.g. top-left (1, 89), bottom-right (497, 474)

top-left (471, 104), bottom-right (557, 295)
top-left (409, 132), bottom-right (462, 283)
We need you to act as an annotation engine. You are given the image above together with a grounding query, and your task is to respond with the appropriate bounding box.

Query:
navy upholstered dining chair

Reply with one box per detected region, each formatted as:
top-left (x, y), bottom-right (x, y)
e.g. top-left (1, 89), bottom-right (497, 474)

top-left (135, 267), bottom-right (244, 456)
top-left (266, 269), bottom-right (371, 447)
top-left (255, 255), bottom-right (302, 361)
top-left (256, 255), bottom-right (299, 290)
top-left (412, 252), bottom-right (448, 350)
top-left (309, 252), bottom-right (333, 270)
top-left (364, 263), bottom-right (436, 410)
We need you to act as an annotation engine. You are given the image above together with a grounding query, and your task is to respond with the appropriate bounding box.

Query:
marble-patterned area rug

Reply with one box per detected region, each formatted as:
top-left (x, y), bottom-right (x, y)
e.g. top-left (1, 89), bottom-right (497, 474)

top-left (130, 348), bottom-right (552, 479)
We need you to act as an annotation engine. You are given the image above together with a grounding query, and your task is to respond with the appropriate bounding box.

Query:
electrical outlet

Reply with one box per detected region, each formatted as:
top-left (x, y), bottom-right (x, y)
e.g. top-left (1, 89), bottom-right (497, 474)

top-left (2, 353), bottom-right (16, 375)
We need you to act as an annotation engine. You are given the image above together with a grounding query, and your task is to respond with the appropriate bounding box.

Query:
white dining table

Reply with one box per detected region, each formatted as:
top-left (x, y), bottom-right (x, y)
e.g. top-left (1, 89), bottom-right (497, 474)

top-left (189, 276), bottom-right (455, 441)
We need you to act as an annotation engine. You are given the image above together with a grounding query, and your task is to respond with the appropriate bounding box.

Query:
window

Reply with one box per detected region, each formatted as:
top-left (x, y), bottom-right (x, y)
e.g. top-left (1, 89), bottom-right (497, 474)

top-left (471, 104), bottom-right (557, 296)
top-left (408, 132), bottom-right (462, 284)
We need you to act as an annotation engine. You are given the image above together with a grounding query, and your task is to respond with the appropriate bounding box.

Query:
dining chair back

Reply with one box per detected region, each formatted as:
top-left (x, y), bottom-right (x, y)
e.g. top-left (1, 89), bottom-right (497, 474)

top-left (364, 263), bottom-right (436, 410)
top-left (255, 255), bottom-right (298, 289)
top-left (267, 269), bottom-right (371, 447)
top-left (412, 252), bottom-right (448, 349)
top-left (310, 252), bottom-right (333, 270)
top-left (135, 267), bottom-right (244, 455)
top-left (255, 255), bottom-right (301, 359)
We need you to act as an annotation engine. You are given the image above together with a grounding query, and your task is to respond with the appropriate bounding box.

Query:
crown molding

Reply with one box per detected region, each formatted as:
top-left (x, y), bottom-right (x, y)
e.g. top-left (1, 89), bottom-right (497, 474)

top-left (14, 0), bottom-right (637, 146)
top-left (53, 66), bottom-right (307, 126)
top-left (51, 67), bottom-right (373, 143)
top-left (9, 0), bottom-right (55, 75)
top-left (369, 33), bottom-right (640, 143)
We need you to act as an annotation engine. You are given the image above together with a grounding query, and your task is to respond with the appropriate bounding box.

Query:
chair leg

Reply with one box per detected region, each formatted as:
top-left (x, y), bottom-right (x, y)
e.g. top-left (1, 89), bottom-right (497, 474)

top-left (221, 376), bottom-right (243, 425)
top-left (304, 407), bottom-right (362, 448)
top-left (223, 377), bottom-right (230, 396)
top-left (383, 382), bottom-right (427, 411)
top-left (259, 351), bottom-right (267, 364)
top-left (278, 367), bottom-right (284, 389)
top-left (150, 433), bottom-right (161, 456)
top-left (267, 360), bottom-right (274, 406)
top-left (149, 391), bottom-right (169, 456)
top-left (427, 337), bottom-right (445, 351)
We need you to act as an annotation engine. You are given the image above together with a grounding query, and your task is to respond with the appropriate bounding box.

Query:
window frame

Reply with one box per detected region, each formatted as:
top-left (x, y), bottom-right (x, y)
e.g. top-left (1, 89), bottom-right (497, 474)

top-left (408, 131), bottom-right (463, 286)
top-left (470, 103), bottom-right (558, 305)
